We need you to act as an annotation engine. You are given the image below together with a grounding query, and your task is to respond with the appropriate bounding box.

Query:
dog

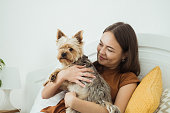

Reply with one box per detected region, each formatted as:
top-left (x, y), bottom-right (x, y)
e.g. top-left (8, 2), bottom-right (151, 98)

top-left (44, 29), bottom-right (120, 113)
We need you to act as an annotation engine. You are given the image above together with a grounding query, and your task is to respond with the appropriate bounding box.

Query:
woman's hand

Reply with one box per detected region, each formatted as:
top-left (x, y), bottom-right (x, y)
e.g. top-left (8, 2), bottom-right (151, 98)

top-left (64, 92), bottom-right (109, 113)
top-left (64, 92), bottom-right (77, 108)
top-left (57, 65), bottom-right (96, 87)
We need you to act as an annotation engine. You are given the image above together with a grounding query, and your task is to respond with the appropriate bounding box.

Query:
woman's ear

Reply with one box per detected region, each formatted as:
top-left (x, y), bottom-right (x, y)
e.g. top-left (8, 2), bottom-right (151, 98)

top-left (121, 52), bottom-right (128, 62)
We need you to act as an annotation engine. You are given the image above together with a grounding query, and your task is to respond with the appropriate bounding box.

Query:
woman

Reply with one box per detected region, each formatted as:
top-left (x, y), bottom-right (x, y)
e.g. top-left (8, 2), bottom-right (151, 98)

top-left (41, 22), bottom-right (140, 113)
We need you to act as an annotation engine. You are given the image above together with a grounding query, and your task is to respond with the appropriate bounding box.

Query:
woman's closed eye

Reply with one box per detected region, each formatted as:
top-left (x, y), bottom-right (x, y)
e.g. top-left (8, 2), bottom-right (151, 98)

top-left (107, 48), bottom-right (115, 52)
top-left (108, 49), bottom-right (113, 52)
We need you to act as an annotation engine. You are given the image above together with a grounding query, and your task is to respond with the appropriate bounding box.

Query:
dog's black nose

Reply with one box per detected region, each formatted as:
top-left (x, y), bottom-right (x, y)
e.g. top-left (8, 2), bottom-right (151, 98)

top-left (61, 53), bottom-right (67, 58)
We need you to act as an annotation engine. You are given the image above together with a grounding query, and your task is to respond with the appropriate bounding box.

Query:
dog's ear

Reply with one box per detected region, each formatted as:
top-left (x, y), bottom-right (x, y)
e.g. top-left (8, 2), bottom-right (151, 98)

top-left (73, 30), bottom-right (83, 43)
top-left (57, 29), bottom-right (66, 40)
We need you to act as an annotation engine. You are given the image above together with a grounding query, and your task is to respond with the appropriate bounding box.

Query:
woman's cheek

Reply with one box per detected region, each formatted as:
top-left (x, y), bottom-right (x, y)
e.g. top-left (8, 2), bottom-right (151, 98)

top-left (97, 45), bottom-right (102, 53)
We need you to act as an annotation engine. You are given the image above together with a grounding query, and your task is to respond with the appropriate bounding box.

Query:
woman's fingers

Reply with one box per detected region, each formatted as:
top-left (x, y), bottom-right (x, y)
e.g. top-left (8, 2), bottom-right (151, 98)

top-left (79, 76), bottom-right (92, 83)
top-left (65, 65), bottom-right (96, 85)
top-left (80, 68), bottom-right (94, 73)
top-left (74, 65), bottom-right (85, 69)
top-left (76, 80), bottom-right (85, 88)
top-left (72, 65), bottom-right (94, 73)
top-left (82, 73), bottom-right (96, 78)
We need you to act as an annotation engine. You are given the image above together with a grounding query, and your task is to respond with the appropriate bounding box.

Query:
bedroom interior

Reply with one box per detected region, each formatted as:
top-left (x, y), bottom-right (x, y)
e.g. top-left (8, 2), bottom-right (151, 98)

top-left (0, 0), bottom-right (170, 113)
top-left (25, 33), bottom-right (170, 113)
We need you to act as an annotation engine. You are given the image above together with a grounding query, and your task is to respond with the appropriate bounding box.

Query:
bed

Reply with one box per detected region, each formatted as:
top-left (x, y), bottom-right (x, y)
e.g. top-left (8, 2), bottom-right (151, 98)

top-left (23, 33), bottom-right (170, 113)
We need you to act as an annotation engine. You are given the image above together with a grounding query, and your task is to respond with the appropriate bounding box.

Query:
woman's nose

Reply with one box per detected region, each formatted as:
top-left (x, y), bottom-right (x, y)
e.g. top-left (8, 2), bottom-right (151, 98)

top-left (99, 47), bottom-right (106, 55)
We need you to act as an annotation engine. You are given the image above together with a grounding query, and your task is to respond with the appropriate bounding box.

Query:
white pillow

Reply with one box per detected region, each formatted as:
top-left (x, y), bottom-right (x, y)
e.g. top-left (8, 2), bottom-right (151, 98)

top-left (30, 87), bottom-right (66, 113)
top-left (30, 65), bottom-right (66, 113)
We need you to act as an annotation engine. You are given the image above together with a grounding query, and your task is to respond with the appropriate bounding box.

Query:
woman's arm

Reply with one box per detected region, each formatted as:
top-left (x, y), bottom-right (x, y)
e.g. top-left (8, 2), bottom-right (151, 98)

top-left (41, 75), bottom-right (64, 99)
top-left (65, 83), bottom-right (137, 113)
top-left (65, 92), bottom-right (109, 113)
top-left (114, 83), bottom-right (137, 113)
top-left (41, 65), bottom-right (95, 99)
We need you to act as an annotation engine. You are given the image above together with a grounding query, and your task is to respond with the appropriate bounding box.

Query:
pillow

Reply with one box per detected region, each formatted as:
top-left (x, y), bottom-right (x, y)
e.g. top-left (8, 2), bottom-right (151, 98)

top-left (125, 66), bottom-right (163, 113)
top-left (29, 67), bottom-right (66, 113)
top-left (155, 88), bottom-right (170, 113)
top-left (30, 87), bottom-right (66, 113)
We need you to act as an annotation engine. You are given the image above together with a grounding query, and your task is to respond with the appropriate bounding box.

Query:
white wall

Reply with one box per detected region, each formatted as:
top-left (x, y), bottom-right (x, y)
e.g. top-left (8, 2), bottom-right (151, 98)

top-left (0, 0), bottom-right (170, 112)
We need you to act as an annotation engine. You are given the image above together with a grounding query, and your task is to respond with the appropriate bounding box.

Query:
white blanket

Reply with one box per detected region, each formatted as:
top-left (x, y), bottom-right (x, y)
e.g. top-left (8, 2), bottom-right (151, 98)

top-left (30, 88), bottom-right (66, 113)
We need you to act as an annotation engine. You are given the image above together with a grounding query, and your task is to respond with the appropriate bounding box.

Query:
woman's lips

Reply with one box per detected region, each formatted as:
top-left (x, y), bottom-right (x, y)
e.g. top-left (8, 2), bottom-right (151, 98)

top-left (99, 55), bottom-right (106, 61)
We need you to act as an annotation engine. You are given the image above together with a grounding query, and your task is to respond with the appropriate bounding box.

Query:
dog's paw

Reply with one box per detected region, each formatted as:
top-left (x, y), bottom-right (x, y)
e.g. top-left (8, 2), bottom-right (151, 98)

top-left (49, 69), bottom-right (61, 82)
top-left (43, 80), bottom-right (49, 86)
top-left (43, 72), bottom-right (59, 86)
top-left (49, 74), bottom-right (57, 82)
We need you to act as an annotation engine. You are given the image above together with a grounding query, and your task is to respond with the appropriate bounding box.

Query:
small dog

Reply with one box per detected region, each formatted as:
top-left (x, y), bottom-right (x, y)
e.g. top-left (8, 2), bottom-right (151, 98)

top-left (44, 30), bottom-right (120, 113)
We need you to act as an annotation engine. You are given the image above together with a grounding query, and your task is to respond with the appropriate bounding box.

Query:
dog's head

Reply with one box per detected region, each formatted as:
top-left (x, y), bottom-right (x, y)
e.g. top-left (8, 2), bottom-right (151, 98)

top-left (56, 29), bottom-right (84, 66)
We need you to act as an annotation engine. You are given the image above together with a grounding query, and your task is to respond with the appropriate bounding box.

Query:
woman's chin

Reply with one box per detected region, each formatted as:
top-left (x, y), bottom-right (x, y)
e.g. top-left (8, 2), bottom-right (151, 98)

top-left (98, 59), bottom-right (105, 65)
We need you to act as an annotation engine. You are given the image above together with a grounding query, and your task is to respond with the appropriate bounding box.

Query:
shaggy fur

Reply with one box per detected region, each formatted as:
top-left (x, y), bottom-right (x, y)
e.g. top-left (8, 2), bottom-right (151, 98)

top-left (44, 29), bottom-right (120, 113)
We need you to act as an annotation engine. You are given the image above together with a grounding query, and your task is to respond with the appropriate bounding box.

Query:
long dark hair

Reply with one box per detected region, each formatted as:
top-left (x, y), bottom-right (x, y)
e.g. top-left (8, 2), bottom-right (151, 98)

top-left (94, 22), bottom-right (140, 76)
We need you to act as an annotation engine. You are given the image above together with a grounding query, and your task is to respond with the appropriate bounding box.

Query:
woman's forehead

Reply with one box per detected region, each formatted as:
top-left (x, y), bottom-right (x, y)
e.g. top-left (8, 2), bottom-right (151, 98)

top-left (101, 32), bottom-right (121, 49)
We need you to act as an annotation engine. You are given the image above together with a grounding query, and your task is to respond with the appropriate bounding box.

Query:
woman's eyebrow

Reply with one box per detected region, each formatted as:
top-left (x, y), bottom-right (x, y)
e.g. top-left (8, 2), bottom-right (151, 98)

top-left (100, 40), bottom-right (103, 44)
top-left (100, 40), bottom-right (115, 50)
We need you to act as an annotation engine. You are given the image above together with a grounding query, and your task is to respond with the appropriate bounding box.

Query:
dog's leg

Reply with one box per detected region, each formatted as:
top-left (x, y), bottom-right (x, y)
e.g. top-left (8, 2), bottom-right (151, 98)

top-left (49, 69), bottom-right (61, 82)
top-left (43, 69), bottom-right (61, 86)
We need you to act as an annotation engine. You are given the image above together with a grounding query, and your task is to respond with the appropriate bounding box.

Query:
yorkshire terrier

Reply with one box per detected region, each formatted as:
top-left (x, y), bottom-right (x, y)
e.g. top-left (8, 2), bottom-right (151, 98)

top-left (44, 30), bottom-right (120, 113)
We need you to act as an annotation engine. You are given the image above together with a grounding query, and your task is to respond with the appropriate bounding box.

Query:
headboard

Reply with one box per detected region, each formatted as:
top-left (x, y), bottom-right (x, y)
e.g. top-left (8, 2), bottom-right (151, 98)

top-left (24, 33), bottom-right (170, 113)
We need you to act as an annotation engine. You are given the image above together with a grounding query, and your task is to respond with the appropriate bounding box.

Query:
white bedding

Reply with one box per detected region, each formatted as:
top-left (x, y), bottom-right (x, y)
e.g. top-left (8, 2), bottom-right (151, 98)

top-left (30, 89), bottom-right (66, 113)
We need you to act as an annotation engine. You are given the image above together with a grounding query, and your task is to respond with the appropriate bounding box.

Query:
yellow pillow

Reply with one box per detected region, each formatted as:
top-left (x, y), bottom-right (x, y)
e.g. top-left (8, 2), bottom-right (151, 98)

top-left (125, 66), bottom-right (163, 113)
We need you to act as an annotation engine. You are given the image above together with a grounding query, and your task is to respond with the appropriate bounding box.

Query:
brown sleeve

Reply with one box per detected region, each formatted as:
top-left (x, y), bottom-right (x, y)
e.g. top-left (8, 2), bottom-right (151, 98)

top-left (40, 99), bottom-right (66, 113)
top-left (119, 72), bottom-right (140, 88)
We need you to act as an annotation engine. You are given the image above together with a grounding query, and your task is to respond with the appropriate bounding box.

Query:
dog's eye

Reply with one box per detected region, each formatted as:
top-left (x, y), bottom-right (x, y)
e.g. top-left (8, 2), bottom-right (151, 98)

top-left (69, 48), bottom-right (73, 51)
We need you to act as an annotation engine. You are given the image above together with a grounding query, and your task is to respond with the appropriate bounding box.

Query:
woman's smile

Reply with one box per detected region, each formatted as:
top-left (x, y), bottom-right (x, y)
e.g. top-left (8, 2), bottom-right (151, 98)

top-left (98, 54), bottom-right (107, 61)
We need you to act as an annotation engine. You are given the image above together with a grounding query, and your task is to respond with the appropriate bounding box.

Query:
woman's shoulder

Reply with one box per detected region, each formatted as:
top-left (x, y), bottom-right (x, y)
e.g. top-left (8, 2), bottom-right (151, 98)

top-left (121, 72), bottom-right (137, 77)
top-left (119, 72), bottom-right (140, 88)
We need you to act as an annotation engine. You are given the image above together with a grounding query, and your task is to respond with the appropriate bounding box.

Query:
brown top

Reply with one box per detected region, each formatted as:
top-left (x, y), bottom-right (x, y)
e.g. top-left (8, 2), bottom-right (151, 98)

top-left (41, 99), bottom-right (66, 113)
top-left (100, 67), bottom-right (140, 103)
top-left (41, 66), bottom-right (140, 113)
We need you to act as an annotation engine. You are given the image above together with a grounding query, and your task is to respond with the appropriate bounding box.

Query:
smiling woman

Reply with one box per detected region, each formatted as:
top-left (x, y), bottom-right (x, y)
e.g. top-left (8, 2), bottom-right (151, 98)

top-left (26, 32), bottom-right (170, 113)
top-left (97, 32), bottom-right (124, 69)
top-left (37, 22), bottom-right (140, 113)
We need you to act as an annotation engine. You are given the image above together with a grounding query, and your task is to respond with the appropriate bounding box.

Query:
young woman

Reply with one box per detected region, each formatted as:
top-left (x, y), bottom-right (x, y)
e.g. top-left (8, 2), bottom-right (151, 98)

top-left (41, 22), bottom-right (140, 113)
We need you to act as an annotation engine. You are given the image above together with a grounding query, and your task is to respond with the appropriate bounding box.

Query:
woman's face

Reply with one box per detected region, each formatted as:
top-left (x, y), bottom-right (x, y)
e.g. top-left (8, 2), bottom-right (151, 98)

top-left (97, 31), bottom-right (125, 69)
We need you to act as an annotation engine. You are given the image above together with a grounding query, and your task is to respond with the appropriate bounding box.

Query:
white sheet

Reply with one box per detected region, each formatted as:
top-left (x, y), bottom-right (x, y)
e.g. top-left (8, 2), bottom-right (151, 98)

top-left (30, 87), bottom-right (66, 113)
